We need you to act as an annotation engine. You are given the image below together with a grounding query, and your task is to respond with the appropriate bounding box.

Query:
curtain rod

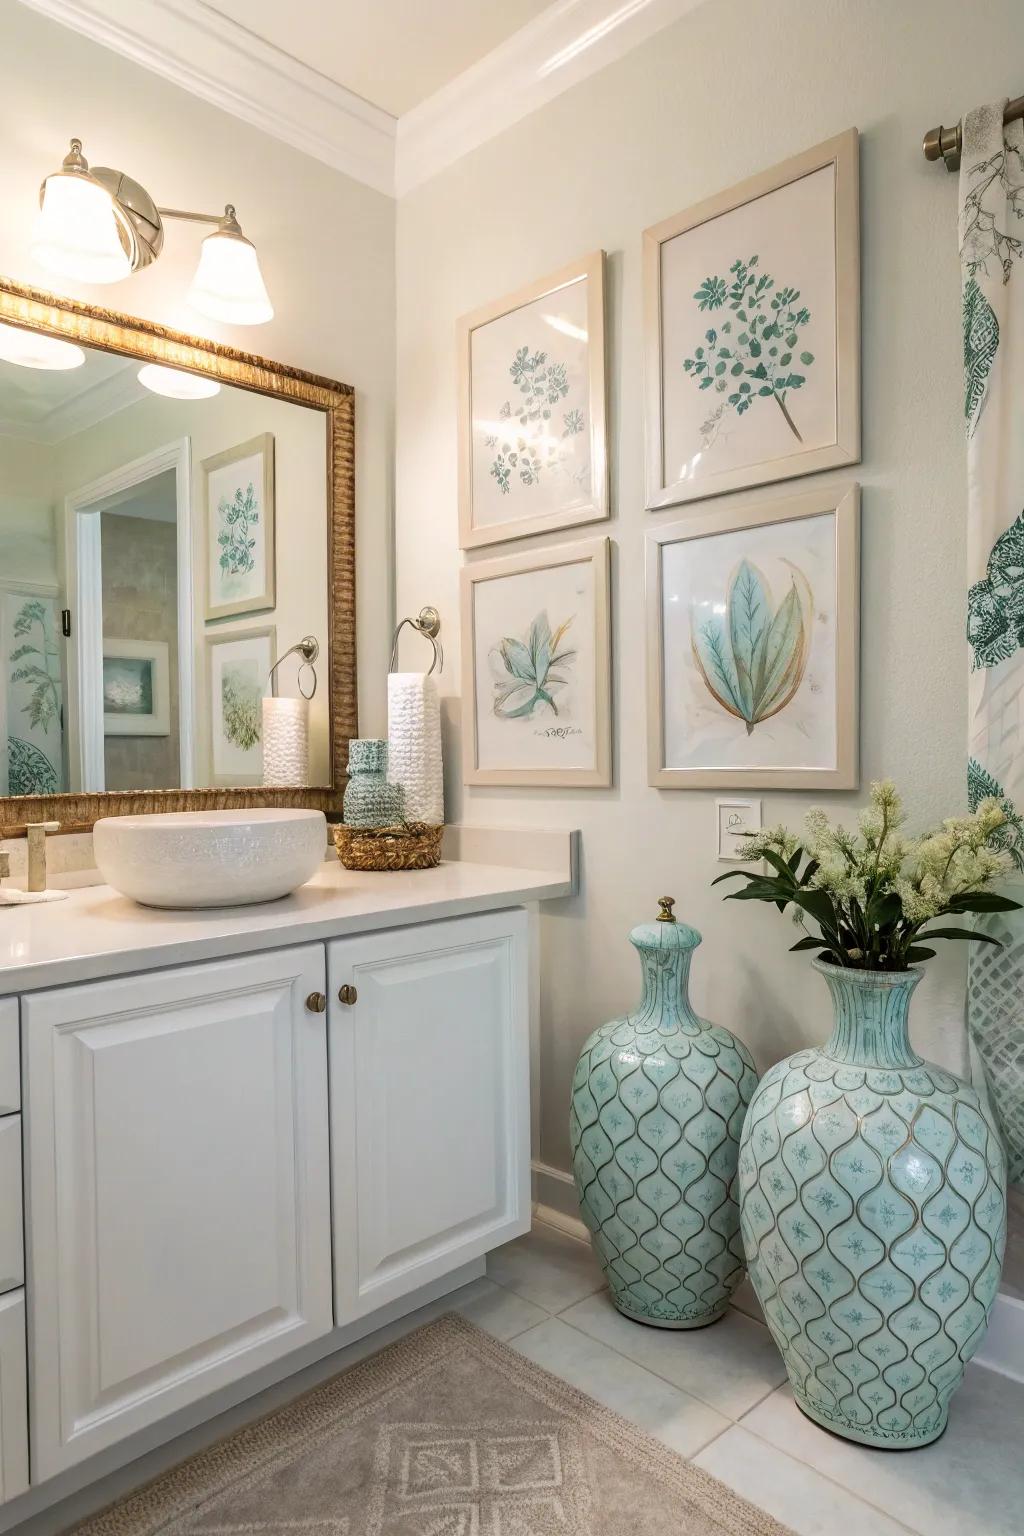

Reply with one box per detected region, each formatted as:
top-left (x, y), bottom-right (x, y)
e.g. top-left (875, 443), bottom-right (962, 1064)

top-left (923, 94), bottom-right (1024, 171)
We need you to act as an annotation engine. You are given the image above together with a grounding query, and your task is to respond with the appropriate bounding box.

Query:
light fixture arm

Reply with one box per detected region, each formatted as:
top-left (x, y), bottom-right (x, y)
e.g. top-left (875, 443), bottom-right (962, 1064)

top-left (157, 204), bottom-right (246, 236)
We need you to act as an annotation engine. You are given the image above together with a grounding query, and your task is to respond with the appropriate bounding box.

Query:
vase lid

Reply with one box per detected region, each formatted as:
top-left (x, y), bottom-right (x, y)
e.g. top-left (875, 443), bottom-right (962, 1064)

top-left (629, 897), bottom-right (702, 953)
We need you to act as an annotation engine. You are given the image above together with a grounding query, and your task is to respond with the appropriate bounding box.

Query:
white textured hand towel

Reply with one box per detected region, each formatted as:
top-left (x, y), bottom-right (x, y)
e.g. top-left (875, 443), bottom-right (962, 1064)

top-left (387, 672), bottom-right (444, 826)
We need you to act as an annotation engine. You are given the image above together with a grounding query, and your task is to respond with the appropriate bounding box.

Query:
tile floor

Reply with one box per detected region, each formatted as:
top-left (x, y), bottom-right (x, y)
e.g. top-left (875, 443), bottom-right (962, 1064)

top-left (450, 1221), bottom-right (1022, 1536)
top-left (20, 1220), bottom-right (1022, 1536)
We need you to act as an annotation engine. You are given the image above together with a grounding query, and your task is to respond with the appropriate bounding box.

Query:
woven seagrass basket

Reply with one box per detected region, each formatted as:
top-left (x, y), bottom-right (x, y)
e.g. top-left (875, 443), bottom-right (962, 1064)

top-left (332, 822), bottom-right (443, 872)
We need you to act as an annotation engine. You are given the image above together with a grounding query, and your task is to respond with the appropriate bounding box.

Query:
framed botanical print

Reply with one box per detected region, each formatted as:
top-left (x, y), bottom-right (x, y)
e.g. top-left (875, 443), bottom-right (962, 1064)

top-left (461, 536), bottom-right (611, 787)
top-left (102, 638), bottom-right (170, 737)
top-left (646, 484), bottom-right (859, 788)
top-left (644, 130), bottom-right (860, 510)
top-left (457, 251), bottom-right (608, 549)
top-left (206, 626), bottom-right (275, 787)
top-left (203, 433), bottom-right (275, 620)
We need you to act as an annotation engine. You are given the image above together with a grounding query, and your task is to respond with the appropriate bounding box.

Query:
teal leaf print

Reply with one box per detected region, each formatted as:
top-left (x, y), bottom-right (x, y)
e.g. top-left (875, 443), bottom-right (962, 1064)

top-left (692, 560), bottom-right (810, 734)
top-left (968, 758), bottom-right (1024, 873)
top-left (217, 482), bottom-right (260, 576)
top-left (488, 347), bottom-right (585, 494)
top-left (9, 599), bottom-right (61, 734)
top-left (967, 507), bottom-right (1024, 669)
top-left (962, 278), bottom-right (999, 436)
top-left (492, 611), bottom-right (575, 720)
top-left (682, 256), bottom-right (813, 447)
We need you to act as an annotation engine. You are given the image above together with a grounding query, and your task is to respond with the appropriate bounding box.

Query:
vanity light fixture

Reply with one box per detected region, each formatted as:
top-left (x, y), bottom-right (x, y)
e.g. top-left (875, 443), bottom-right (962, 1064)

top-left (31, 138), bottom-right (274, 325)
top-left (0, 321), bottom-right (85, 370)
top-left (137, 363), bottom-right (221, 400)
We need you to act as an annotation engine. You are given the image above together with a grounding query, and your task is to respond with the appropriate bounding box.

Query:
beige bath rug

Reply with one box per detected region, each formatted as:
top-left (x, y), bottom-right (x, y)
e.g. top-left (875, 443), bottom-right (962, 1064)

top-left (73, 1313), bottom-right (792, 1536)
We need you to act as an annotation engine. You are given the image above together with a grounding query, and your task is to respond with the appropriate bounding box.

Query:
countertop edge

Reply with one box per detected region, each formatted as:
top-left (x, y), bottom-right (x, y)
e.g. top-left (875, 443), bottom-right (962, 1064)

top-left (0, 862), bottom-right (573, 996)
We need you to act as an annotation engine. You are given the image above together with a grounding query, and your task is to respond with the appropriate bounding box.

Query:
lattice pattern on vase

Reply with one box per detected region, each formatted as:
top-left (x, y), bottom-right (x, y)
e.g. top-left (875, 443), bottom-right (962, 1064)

top-left (740, 961), bottom-right (1007, 1449)
top-left (570, 909), bottom-right (758, 1328)
top-left (968, 909), bottom-right (1024, 1185)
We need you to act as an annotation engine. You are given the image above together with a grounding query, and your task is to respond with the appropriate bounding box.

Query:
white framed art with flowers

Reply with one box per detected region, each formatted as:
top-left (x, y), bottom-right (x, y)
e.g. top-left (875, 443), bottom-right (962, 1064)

top-left (457, 251), bottom-right (608, 549)
top-left (202, 433), bottom-right (276, 621)
top-left (461, 536), bottom-right (611, 787)
top-left (643, 130), bottom-right (860, 510)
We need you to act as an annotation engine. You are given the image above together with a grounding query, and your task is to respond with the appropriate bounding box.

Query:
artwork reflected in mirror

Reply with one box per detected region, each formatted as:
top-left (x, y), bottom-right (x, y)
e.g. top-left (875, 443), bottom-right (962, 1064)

top-left (0, 324), bottom-right (332, 799)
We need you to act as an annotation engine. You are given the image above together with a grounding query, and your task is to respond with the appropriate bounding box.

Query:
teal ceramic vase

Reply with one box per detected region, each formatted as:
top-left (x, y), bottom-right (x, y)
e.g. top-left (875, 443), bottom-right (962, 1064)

top-left (740, 959), bottom-right (1007, 1448)
top-left (570, 899), bottom-right (759, 1328)
top-left (343, 739), bottom-right (405, 828)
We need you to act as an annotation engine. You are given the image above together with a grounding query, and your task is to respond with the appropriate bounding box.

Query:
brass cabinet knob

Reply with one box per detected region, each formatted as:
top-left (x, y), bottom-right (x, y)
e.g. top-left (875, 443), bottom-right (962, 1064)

top-left (306, 992), bottom-right (327, 1013)
top-left (338, 984), bottom-right (358, 1006)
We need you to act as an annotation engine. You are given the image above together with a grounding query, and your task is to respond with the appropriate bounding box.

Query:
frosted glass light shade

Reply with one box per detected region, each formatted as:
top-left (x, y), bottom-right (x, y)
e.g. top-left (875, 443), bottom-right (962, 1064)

top-left (137, 364), bottom-right (221, 400)
top-left (187, 230), bottom-right (273, 326)
top-left (0, 322), bottom-right (84, 371)
top-left (31, 173), bottom-right (132, 284)
top-left (262, 697), bottom-right (310, 787)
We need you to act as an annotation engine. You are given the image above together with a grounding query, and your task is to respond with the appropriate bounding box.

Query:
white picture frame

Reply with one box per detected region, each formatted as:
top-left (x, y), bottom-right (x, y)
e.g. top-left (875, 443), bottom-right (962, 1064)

top-left (102, 637), bottom-right (170, 738)
top-left (458, 251), bottom-right (608, 550)
top-left (461, 536), bottom-right (611, 787)
top-left (207, 626), bottom-right (276, 787)
top-left (644, 130), bottom-right (860, 510)
top-left (646, 483), bottom-right (860, 789)
top-left (203, 433), bottom-right (276, 621)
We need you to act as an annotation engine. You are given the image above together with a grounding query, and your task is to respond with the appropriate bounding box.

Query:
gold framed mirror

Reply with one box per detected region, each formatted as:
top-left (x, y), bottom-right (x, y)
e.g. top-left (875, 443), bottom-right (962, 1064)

top-left (0, 276), bottom-right (355, 832)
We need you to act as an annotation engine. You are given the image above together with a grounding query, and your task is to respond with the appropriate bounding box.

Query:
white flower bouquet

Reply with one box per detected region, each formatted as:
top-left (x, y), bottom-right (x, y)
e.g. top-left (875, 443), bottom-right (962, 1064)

top-left (714, 780), bottom-right (1022, 970)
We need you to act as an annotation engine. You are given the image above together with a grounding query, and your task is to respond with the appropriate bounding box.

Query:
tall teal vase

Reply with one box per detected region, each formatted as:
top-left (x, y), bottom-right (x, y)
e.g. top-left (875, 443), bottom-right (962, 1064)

top-left (570, 900), bottom-right (758, 1328)
top-left (740, 959), bottom-right (1007, 1448)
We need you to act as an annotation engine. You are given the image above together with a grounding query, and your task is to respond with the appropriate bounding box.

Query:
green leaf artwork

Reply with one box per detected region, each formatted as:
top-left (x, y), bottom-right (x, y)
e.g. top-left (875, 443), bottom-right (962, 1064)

top-left (492, 611), bottom-right (576, 720)
top-left (682, 254), bottom-right (815, 448)
top-left (692, 558), bottom-right (810, 734)
top-left (968, 757), bottom-right (1024, 873)
top-left (6, 598), bottom-right (62, 794)
top-left (486, 347), bottom-right (586, 495)
top-left (967, 506), bottom-right (1024, 669)
top-left (221, 660), bottom-right (262, 751)
top-left (217, 482), bottom-right (260, 576)
top-left (962, 277), bottom-right (999, 436)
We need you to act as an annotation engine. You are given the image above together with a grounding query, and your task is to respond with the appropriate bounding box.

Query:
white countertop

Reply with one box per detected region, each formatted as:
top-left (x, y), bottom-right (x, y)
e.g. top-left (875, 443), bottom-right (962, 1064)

top-left (0, 857), bottom-right (572, 994)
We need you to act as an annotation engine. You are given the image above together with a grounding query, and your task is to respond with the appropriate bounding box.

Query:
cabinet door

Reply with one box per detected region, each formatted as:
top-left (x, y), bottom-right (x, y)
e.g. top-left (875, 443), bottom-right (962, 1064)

top-left (329, 910), bottom-right (530, 1320)
top-left (0, 1292), bottom-right (28, 1504)
top-left (24, 945), bottom-right (333, 1479)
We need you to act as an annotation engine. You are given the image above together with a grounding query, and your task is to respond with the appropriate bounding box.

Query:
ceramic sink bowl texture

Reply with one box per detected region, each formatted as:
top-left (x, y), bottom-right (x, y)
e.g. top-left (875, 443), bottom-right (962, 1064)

top-left (93, 808), bottom-right (328, 908)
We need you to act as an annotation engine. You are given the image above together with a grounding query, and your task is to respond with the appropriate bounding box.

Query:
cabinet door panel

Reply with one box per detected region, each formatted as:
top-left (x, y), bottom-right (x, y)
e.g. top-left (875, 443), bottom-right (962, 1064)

top-left (24, 945), bottom-right (332, 1479)
top-left (330, 911), bottom-right (529, 1319)
top-left (0, 1292), bottom-right (28, 1504)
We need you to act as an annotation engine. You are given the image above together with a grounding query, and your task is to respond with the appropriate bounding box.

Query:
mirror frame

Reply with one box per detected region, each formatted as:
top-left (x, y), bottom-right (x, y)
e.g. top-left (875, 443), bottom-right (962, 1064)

top-left (0, 275), bottom-right (356, 832)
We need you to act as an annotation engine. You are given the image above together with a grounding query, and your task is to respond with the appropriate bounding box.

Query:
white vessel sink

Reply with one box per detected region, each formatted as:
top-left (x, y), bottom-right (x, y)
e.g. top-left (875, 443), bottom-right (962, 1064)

top-left (93, 808), bottom-right (328, 909)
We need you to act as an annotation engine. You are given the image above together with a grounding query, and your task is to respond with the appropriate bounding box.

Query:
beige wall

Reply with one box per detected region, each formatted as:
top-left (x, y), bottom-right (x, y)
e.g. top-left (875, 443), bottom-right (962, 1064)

top-left (0, 436), bottom-right (57, 585)
top-left (101, 511), bottom-right (180, 791)
top-left (393, 0), bottom-right (1022, 1245)
top-left (0, 0), bottom-right (395, 736)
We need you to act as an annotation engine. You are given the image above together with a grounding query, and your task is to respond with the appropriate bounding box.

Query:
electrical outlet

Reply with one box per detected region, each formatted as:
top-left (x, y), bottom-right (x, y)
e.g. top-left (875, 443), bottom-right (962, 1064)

top-left (716, 798), bottom-right (762, 862)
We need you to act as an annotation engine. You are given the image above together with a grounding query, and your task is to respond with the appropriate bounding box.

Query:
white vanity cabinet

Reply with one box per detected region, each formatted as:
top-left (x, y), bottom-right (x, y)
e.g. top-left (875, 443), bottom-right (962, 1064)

top-left (22, 945), bottom-right (334, 1479)
top-left (0, 860), bottom-right (558, 1508)
top-left (329, 910), bottom-right (531, 1319)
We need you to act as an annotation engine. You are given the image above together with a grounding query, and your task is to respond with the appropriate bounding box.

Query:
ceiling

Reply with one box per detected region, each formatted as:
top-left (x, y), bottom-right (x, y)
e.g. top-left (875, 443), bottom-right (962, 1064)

top-left (0, 349), bottom-right (143, 443)
top-left (203, 0), bottom-right (560, 116)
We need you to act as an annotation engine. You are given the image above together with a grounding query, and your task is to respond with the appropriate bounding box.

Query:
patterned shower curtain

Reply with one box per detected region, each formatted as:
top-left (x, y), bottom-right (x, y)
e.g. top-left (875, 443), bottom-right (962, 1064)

top-left (961, 100), bottom-right (1024, 1186)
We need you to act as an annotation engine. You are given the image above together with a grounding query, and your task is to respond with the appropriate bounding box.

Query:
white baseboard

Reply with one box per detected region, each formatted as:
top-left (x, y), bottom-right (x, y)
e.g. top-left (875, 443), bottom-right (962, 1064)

top-left (974, 1291), bottom-right (1024, 1384)
top-left (531, 1159), bottom-right (590, 1244)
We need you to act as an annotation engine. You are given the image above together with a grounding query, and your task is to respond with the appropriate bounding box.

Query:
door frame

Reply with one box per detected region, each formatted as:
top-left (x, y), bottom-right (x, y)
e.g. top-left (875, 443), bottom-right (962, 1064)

top-left (64, 438), bottom-right (194, 791)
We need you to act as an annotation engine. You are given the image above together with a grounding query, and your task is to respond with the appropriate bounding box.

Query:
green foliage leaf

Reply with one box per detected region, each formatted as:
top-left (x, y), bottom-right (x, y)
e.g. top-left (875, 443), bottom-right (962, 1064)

top-left (918, 926), bottom-right (1003, 946)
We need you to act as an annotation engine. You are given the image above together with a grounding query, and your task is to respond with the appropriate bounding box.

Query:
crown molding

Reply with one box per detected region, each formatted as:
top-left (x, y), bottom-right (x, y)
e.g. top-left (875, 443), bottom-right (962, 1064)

top-left (16, 0), bottom-right (397, 197)
top-left (18, 0), bottom-right (710, 200)
top-left (394, 0), bottom-right (709, 194)
top-left (0, 360), bottom-right (143, 445)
